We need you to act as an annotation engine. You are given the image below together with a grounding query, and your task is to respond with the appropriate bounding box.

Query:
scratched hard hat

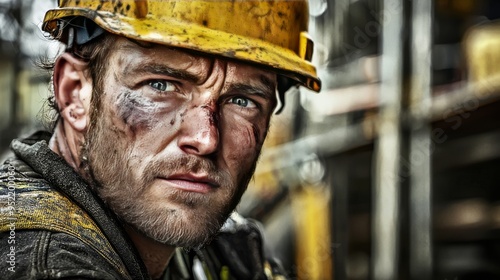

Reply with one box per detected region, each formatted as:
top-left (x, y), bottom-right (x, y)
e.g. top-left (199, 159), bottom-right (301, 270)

top-left (42, 0), bottom-right (321, 92)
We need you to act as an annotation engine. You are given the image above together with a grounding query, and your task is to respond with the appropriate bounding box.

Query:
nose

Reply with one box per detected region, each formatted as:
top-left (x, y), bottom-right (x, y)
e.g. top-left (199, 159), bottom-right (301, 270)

top-left (177, 105), bottom-right (219, 156)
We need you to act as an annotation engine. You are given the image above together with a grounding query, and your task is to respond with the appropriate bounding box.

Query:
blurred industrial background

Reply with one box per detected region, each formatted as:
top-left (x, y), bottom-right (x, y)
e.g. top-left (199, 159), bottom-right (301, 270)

top-left (2, 0), bottom-right (500, 279)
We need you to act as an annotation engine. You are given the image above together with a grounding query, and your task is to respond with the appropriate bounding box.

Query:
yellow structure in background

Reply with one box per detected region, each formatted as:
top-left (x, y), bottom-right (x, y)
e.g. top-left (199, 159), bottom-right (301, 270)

top-left (247, 89), bottom-right (334, 279)
top-left (464, 21), bottom-right (500, 95)
top-left (291, 184), bottom-right (333, 280)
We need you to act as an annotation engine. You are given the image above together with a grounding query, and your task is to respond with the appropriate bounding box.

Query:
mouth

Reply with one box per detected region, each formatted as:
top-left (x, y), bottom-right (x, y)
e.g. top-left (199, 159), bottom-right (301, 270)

top-left (158, 174), bottom-right (219, 194)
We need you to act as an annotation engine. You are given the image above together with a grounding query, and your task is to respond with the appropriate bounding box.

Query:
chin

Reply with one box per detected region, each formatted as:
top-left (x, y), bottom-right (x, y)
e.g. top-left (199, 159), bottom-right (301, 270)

top-left (122, 197), bottom-right (230, 249)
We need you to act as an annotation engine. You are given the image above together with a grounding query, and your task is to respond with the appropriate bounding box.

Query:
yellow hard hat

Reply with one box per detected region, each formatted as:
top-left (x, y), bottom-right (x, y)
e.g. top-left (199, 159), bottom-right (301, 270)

top-left (42, 0), bottom-right (321, 93)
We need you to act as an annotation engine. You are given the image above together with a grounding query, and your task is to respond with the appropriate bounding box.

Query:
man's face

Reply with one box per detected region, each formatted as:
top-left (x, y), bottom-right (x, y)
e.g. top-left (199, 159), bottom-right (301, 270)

top-left (81, 37), bottom-right (277, 248)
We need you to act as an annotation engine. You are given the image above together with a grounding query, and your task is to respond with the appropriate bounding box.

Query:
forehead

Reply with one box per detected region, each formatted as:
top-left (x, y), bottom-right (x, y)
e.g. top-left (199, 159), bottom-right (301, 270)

top-left (109, 37), bottom-right (277, 87)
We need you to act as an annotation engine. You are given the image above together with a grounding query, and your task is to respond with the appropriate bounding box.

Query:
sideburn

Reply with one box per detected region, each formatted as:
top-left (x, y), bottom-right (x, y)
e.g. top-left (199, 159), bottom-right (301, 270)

top-left (76, 34), bottom-right (120, 186)
top-left (79, 86), bottom-right (108, 190)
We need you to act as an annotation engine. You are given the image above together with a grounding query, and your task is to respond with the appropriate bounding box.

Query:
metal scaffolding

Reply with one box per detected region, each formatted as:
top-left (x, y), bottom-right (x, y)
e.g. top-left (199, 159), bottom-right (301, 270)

top-left (372, 0), bottom-right (404, 279)
top-left (409, 1), bottom-right (433, 279)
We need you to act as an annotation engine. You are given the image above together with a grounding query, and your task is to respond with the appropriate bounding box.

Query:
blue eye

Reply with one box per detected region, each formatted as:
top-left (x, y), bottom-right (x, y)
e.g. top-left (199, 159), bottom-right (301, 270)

top-left (230, 97), bottom-right (256, 108)
top-left (148, 80), bottom-right (176, 92)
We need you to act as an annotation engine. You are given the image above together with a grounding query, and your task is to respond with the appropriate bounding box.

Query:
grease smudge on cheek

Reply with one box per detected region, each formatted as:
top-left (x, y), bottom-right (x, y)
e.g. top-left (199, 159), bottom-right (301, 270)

top-left (115, 90), bottom-right (161, 132)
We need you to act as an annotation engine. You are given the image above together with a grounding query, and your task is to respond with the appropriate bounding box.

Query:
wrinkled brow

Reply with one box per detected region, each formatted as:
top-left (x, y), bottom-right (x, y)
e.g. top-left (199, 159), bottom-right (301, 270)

top-left (123, 63), bottom-right (202, 84)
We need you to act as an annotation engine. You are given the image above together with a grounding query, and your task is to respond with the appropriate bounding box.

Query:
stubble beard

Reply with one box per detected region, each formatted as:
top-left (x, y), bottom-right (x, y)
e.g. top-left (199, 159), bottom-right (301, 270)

top-left (80, 104), bottom-right (257, 249)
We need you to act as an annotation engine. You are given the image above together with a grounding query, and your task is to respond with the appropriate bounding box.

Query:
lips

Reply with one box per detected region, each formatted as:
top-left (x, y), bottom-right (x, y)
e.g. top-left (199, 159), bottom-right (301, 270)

top-left (158, 174), bottom-right (219, 194)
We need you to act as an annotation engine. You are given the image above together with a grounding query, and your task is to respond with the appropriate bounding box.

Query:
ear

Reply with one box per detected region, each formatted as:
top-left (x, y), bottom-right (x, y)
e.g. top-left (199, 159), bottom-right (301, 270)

top-left (53, 53), bottom-right (92, 132)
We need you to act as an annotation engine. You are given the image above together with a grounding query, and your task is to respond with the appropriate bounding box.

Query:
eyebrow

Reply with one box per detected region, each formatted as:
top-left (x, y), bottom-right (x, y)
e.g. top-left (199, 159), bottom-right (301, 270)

top-left (124, 63), bottom-right (202, 84)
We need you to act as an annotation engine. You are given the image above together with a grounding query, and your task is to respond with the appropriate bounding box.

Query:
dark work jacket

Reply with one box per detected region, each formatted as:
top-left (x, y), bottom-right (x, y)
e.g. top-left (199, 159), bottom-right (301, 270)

top-left (0, 132), bottom-right (284, 280)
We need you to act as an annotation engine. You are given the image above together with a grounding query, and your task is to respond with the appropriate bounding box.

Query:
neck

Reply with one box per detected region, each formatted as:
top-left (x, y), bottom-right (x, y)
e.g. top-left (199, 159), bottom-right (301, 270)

top-left (125, 226), bottom-right (176, 279)
top-left (49, 121), bottom-right (81, 170)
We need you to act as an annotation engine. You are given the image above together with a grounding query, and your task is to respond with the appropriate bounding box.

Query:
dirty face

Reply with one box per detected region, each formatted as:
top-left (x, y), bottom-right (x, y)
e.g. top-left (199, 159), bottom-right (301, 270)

top-left (83, 37), bottom-right (277, 248)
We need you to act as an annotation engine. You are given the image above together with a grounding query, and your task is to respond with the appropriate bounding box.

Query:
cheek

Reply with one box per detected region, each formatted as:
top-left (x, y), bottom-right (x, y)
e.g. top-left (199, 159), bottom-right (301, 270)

top-left (220, 114), bottom-right (268, 171)
top-left (115, 90), bottom-right (159, 130)
top-left (103, 88), bottom-right (184, 165)
top-left (112, 89), bottom-right (179, 136)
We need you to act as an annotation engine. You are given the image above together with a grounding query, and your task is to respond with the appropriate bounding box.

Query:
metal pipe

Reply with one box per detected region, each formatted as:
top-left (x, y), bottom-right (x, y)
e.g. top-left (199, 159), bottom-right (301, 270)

top-left (372, 0), bottom-right (404, 278)
top-left (409, 1), bottom-right (433, 279)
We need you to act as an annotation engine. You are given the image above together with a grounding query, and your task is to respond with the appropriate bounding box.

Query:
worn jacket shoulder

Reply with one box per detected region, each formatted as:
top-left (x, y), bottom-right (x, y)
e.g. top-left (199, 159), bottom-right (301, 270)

top-left (4, 133), bottom-right (149, 279)
top-left (0, 154), bottom-right (131, 279)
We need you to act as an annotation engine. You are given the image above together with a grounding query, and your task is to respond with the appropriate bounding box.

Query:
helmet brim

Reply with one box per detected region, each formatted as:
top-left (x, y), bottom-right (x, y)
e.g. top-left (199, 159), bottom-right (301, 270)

top-left (43, 8), bottom-right (321, 92)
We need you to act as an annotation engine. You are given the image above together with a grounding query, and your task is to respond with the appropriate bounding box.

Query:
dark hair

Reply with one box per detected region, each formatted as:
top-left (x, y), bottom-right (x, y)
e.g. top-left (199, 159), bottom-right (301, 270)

top-left (39, 32), bottom-right (117, 131)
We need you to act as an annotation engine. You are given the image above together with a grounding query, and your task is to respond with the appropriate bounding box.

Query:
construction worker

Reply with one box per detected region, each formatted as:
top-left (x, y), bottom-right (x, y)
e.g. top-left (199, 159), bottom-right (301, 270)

top-left (0, 0), bottom-right (320, 279)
